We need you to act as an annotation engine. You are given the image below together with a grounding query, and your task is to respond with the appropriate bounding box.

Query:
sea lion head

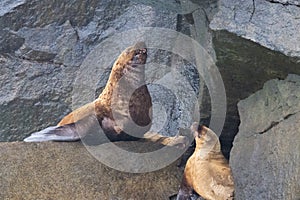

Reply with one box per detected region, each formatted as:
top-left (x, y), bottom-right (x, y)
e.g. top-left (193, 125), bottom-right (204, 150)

top-left (119, 41), bottom-right (147, 69)
top-left (130, 41), bottom-right (147, 65)
top-left (109, 41), bottom-right (148, 87)
top-left (190, 122), bottom-right (211, 142)
top-left (190, 122), bottom-right (220, 154)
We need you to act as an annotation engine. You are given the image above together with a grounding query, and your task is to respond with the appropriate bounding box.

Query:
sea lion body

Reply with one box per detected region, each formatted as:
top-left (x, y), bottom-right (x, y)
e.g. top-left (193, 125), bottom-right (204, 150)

top-left (177, 124), bottom-right (234, 200)
top-left (24, 42), bottom-right (152, 142)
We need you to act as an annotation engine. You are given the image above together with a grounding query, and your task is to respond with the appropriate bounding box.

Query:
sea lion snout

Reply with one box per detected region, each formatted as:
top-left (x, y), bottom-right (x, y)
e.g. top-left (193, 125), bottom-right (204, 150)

top-left (132, 47), bottom-right (147, 65)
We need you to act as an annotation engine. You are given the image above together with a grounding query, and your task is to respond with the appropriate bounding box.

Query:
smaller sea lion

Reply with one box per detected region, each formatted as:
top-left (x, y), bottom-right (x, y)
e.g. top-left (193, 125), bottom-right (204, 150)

top-left (177, 123), bottom-right (234, 200)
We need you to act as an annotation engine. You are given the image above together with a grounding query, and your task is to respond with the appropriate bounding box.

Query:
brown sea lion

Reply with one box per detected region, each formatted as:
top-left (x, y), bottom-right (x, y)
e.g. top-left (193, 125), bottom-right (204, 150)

top-left (177, 123), bottom-right (234, 200)
top-left (24, 42), bottom-right (152, 142)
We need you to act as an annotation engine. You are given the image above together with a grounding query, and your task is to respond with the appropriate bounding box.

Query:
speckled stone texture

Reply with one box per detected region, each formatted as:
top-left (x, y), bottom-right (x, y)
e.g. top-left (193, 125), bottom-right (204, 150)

top-left (230, 74), bottom-right (300, 200)
top-left (0, 0), bottom-right (205, 141)
top-left (0, 141), bottom-right (183, 199)
top-left (210, 0), bottom-right (300, 58)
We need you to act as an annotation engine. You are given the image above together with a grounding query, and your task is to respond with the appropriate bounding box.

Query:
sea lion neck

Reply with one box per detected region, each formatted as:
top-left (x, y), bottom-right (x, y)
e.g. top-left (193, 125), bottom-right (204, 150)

top-left (95, 42), bottom-right (151, 138)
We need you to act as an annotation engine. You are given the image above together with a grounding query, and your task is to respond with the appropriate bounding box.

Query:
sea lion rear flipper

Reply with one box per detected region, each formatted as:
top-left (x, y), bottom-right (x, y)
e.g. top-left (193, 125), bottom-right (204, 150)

top-left (23, 124), bottom-right (80, 142)
top-left (24, 115), bottom-right (100, 142)
top-left (176, 187), bottom-right (193, 200)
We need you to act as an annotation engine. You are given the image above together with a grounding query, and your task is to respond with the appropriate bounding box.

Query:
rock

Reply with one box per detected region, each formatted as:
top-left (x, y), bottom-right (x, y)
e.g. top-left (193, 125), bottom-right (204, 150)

top-left (0, 29), bottom-right (24, 53)
top-left (230, 74), bottom-right (300, 200)
top-left (210, 0), bottom-right (300, 58)
top-left (266, 0), bottom-right (300, 6)
top-left (0, 0), bottom-right (99, 30)
top-left (1, 0), bottom-right (195, 141)
top-left (147, 62), bottom-right (200, 136)
top-left (0, 55), bottom-right (75, 141)
top-left (212, 30), bottom-right (300, 159)
top-left (15, 21), bottom-right (81, 66)
top-left (0, 0), bottom-right (26, 17)
top-left (0, 0), bottom-right (225, 142)
top-left (0, 141), bottom-right (183, 199)
top-left (179, 0), bottom-right (219, 60)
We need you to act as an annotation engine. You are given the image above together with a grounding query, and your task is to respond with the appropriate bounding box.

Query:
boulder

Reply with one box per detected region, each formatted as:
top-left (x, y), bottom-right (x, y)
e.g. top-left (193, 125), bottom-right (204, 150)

top-left (210, 0), bottom-right (300, 58)
top-left (1, 0), bottom-right (195, 141)
top-left (212, 30), bottom-right (300, 159)
top-left (230, 74), bottom-right (300, 200)
top-left (0, 141), bottom-right (183, 199)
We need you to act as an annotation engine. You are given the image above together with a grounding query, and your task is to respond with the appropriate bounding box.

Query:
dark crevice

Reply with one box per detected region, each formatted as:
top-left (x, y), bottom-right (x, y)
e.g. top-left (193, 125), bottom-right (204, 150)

top-left (201, 7), bottom-right (210, 24)
top-left (249, 0), bottom-right (256, 22)
top-left (17, 54), bottom-right (57, 65)
top-left (233, 5), bottom-right (237, 21)
top-left (267, 0), bottom-right (300, 7)
top-left (258, 112), bottom-right (299, 134)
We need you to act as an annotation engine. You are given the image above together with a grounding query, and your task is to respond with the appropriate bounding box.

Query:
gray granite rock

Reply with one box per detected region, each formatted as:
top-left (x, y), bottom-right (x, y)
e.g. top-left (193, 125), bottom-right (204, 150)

top-left (15, 21), bottom-right (81, 66)
top-left (210, 0), bottom-right (300, 58)
top-left (0, 0), bottom-right (25, 17)
top-left (0, 0), bottom-right (206, 141)
top-left (0, 0), bottom-right (99, 30)
top-left (0, 29), bottom-right (24, 53)
top-left (0, 141), bottom-right (183, 199)
top-left (230, 74), bottom-right (300, 200)
top-left (0, 55), bottom-right (75, 141)
top-left (0, 0), bottom-right (216, 141)
top-left (212, 30), bottom-right (300, 159)
top-left (267, 0), bottom-right (300, 6)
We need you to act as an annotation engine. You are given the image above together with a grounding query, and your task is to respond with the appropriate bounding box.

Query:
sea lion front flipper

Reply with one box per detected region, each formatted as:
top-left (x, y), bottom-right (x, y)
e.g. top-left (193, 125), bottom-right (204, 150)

top-left (24, 115), bottom-right (100, 142)
top-left (142, 132), bottom-right (190, 149)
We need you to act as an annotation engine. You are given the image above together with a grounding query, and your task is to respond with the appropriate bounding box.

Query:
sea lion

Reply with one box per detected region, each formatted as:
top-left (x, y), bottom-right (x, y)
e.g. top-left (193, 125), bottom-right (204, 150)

top-left (24, 42), bottom-right (152, 142)
top-left (176, 123), bottom-right (234, 200)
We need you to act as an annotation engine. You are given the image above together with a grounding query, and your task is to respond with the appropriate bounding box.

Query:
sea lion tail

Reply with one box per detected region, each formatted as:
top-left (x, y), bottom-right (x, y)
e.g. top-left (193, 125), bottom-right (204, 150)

top-left (23, 124), bottom-right (80, 142)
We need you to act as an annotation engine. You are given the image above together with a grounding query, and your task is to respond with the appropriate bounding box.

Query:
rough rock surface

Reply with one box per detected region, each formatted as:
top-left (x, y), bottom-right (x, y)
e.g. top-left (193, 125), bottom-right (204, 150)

top-left (210, 0), bottom-right (300, 58)
top-left (230, 74), bottom-right (300, 200)
top-left (0, 0), bottom-right (223, 142)
top-left (0, 141), bottom-right (183, 199)
top-left (213, 30), bottom-right (300, 159)
top-left (0, 0), bottom-right (195, 141)
top-left (267, 0), bottom-right (300, 6)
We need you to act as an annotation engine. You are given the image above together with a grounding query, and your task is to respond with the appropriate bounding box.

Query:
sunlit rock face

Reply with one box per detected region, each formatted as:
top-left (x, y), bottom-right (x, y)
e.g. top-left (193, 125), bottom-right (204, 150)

top-left (0, 0), bottom-right (186, 141)
top-left (0, 141), bottom-right (183, 199)
top-left (210, 0), bottom-right (300, 58)
top-left (230, 74), bottom-right (300, 200)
